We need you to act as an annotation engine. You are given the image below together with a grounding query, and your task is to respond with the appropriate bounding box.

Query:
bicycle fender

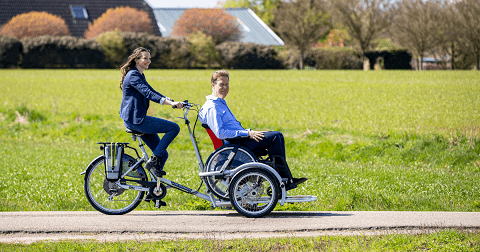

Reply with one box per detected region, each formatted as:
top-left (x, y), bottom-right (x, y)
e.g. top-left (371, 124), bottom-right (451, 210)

top-left (230, 162), bottom-right (282, 184)
top-left (80, 155), bottom-right (104, 175)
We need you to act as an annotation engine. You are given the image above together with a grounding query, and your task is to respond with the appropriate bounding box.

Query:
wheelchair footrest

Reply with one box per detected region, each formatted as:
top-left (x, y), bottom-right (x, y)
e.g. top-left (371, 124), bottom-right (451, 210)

top-left (284, 195), bottom-right (317, 203)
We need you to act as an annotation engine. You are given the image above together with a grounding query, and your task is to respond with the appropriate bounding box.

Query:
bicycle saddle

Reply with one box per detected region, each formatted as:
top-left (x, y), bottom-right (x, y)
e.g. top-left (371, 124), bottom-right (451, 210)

top-left (125, 128), bottom-right (145, 136)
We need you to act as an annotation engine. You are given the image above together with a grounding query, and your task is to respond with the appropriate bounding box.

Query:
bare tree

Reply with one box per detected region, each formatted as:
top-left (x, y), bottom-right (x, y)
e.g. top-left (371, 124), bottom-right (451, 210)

top-left (331, 0), bottom-right (394, 61)
top-left (392, 0), bottom-right (439, 70)
top-left (273, 0), bottom-right (332, 69)
top-left (429, 1), bottom-right (457, 69)
top-left (456, 0), bottom-right (480, 70)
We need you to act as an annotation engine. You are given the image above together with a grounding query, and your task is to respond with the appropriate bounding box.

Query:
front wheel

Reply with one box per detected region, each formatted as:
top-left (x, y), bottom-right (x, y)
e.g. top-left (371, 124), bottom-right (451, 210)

top-left (84, 154), bottom-right (147, 215)
top-left (229, 168), bottom-right (279, 218)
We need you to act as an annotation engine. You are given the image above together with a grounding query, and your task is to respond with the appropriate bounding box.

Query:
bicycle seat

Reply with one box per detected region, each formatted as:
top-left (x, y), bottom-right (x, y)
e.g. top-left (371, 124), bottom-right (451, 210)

top-left (125, 128), bottom-right (145, 136)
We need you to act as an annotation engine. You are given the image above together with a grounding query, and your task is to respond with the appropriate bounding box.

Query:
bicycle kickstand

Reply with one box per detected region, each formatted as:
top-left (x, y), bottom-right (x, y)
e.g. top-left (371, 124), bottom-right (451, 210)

top-left (155, 200), bottom-right (166, 208)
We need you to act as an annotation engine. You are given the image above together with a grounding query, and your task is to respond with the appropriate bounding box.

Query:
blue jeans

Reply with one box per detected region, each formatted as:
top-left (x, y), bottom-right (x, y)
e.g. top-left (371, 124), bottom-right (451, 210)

top-left (124, 116), bottom-right (180, 169)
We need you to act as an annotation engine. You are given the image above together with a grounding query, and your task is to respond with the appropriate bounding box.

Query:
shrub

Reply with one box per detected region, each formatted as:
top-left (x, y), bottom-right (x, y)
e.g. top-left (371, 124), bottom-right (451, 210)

top-left (0, 11), bottom-right (70, 39)
top-left (364, 50), bottom-right (412, 70)
top-left (0, 35), bottom-right (22, 68)
top-left (188, 31), bottom-right (219, 68)
top-left (119, 32), bottom-right (192, 69)
top-left (21, 36), bottom-right (104, 68)
top-left (84, 7), bottom-right (153, 40)
top-left (216, 42), bottom-right (284, 69)
top-left (280, 47), bottom-right (362, 69)
top-left (171, 8), bottom-right (241, 45)
top-left (96, 30), bottom-right (128, 68)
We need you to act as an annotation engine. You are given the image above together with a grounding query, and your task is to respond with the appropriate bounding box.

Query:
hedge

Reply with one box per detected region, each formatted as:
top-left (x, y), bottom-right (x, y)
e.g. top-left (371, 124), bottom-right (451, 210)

top-left (21, 35), bottom-right (104, 68)
top-left (0, 35), bottom-right (22, 68)
top-left (280, 47), bottom-right (362, 70)
top-left (364, 50), bottom-right (412, 70)
top-left (119, 32), bottom-right (192, 69)
top-left (216, 42), bottom-right (284, 69)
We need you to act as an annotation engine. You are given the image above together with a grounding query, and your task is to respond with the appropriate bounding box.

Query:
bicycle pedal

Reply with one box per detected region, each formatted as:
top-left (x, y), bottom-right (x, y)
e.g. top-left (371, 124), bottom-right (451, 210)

top-left (154, 200), bottom-right (167, 208)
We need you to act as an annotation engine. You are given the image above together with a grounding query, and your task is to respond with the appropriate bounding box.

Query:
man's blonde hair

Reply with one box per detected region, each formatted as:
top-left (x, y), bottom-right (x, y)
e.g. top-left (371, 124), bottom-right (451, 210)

top-left (211, 70), bottom-right (229, 85)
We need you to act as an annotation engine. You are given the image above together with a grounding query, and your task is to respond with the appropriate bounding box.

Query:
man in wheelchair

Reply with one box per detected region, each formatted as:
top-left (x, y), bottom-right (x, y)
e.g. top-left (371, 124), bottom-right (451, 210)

top-left (199, 70), bottom-right (307, 190)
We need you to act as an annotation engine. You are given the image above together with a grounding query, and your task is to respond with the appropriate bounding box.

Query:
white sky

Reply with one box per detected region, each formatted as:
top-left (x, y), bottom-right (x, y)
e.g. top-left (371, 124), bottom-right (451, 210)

top-left (145, 0), bottom-right (223, 8)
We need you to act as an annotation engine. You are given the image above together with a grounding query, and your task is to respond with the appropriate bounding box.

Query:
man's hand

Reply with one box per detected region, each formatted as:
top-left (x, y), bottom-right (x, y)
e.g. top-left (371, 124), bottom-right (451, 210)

top-left (248, 130), bottom-right (265, 142)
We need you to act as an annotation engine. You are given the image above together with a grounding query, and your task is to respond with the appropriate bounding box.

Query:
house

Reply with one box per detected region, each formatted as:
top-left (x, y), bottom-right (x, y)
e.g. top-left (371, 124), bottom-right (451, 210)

top-left (0, 0), bottom-right (161, 38)
top-left (153, 8), bottom-right (284, 46)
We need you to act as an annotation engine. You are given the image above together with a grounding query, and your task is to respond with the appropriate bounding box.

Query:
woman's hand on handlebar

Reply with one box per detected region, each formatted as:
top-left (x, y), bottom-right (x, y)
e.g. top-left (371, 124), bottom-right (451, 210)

top-left (164, 99), bottom-right (183, 109)
top-left (171, 101), bottom-right (183, 109)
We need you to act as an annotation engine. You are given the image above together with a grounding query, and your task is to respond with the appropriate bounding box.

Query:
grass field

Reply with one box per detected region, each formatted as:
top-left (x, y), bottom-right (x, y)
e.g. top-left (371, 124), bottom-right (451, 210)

top-left (0, 69), bottom-right (479, 213)
top-left (1, 229), bottom-right (479, 251)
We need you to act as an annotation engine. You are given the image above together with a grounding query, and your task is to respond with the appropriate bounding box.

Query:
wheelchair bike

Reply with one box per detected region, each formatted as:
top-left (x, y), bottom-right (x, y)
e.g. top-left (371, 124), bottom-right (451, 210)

top-left (81, 101), bottom-right (316, 218)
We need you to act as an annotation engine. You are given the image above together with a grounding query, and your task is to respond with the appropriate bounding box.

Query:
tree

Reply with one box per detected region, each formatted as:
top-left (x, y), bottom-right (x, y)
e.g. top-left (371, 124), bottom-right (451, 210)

top-left (391, 0), bottom-right (439, 70)
top-left (456, 0), bottom-right (480, 70)
top-left (96, 30), bottom-right (128, 67)
top-left (223, 0), bottom-right (281, 27)
top-left (171, 8), bottom-right (241, 45)
top-left (0, 11), bottom-right (70, 39)
top-left (84, 7), bottom-right (153, 40)
top-left (331, 0), bottom-right (394, 62)
top-left (188, 31), bottom-right (219, 68)
top-left (273, 0), bottom-right (332, 69)
top-left (432, 1), bottom-right (460, 70)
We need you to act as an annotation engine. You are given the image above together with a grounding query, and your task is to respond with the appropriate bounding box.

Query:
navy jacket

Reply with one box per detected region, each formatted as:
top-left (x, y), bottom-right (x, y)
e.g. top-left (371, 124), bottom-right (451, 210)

top-left (119, 67), bottom-right (166, 124)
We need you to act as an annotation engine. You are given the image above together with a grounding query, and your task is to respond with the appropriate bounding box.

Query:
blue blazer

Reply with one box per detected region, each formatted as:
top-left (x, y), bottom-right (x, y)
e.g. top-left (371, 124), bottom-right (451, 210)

top-left (119, 67), bottom-right (166, 124)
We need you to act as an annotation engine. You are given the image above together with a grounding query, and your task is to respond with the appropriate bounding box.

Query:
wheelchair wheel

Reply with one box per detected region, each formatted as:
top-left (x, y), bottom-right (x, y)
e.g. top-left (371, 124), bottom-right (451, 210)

top-left (229, 168), bottom-right (279, 218)
top-left (84, 154), bottom-right (147, 215)
top-left (204, 146), bottom-right (256, 200)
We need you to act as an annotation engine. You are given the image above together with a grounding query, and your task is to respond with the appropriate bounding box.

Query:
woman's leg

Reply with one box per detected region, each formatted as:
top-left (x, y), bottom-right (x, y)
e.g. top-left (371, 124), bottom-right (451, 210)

top-left (125, 116), bottom-right (180, 168)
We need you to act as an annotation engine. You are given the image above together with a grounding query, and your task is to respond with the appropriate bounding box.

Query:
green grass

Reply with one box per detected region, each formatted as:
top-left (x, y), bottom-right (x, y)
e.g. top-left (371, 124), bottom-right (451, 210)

top-left (0, 69), bottom-right (479, 212)
top-left (1, 229), bottom-right (479, 251)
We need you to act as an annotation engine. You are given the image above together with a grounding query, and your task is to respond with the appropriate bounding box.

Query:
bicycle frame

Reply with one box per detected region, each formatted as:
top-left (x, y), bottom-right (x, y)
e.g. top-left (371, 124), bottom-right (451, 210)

top-left (115, 104), bottom-right (222, 207)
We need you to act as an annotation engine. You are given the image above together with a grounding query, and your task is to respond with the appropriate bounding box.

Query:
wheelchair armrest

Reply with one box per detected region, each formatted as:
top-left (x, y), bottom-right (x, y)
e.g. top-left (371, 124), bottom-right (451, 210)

top-left (224, 135), bottom-right (249, 141)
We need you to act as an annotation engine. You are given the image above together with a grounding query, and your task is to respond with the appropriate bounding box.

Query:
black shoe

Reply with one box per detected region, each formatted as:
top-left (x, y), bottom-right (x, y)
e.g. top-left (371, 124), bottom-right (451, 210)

top-left (285, 178), bottom-right (308, 191)
top-left (151, 167), bottom-right (166, 177)
top-left (145, 154), bottom-right (166, 177)
top-left (145, 154), bottom-right (160, 171)
top-left (292, 177), bottom-right (308, 186)
top-left (285, 183), bottom-right (297, 191)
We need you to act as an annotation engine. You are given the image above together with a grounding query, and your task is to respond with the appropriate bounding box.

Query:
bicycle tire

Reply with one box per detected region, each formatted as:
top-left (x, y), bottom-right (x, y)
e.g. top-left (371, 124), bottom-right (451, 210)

top-left (84, 154), bottom-right (147, 215)
top-left (229, 168), bottom-right (279, 218)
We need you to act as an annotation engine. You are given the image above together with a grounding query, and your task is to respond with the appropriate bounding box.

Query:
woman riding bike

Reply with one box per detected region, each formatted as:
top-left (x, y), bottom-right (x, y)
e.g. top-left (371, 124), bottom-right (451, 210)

top-left (119, 47), bottom-right (183, 177)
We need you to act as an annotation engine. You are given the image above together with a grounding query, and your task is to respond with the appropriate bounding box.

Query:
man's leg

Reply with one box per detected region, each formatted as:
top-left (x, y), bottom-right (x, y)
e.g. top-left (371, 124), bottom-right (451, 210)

top-left (240, 131), bottom-right (307, 189)
top-left (241, 131), bottom-right (285, 159)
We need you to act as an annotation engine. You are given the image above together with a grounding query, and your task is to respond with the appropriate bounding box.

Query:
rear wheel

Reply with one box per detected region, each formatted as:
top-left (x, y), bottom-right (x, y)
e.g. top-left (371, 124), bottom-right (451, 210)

top-left (84, 154), bottom-right (147, 215)
top-left (229, 168), bottom-right (279, 218)
top-left (205, 146), bottom-right (256, 200)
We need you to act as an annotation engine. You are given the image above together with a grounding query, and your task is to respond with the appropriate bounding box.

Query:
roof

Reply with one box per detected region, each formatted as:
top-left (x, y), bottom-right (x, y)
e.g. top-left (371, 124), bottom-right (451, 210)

top-left (0, 0), bottom-right (161, 38)
top-left (153, 8), bottom-right (284, 46)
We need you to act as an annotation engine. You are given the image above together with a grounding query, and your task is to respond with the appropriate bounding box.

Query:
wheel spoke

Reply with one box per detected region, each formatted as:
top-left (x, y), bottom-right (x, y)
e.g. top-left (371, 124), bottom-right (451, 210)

top-left (229, 169), bottom-right (279, 218)
top-left (84, 155), bottom-right (145, 215)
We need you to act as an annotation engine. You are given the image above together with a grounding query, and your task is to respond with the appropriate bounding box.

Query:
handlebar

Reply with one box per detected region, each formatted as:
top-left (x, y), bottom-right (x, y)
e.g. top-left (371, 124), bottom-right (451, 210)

top-left (171, 100), bottom-right (195, 110)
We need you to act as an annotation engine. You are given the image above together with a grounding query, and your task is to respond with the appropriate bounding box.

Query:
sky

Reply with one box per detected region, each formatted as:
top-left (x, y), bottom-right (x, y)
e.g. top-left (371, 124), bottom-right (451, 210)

top-left (145, 0), bottom-right (223, 8)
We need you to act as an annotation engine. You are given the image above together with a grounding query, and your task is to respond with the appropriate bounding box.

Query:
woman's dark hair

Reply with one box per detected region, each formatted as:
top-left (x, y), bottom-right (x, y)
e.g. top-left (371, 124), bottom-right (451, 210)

top-left (119, 47), bottom-right (150, 90)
